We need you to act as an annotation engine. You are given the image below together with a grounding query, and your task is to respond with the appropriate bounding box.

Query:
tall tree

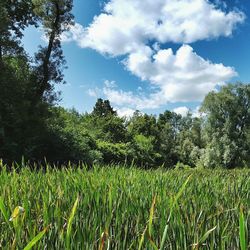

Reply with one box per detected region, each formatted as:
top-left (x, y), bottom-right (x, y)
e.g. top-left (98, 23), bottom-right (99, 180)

top-left (157, 111), bottom-right (183, 166)
top-left (33, 0), bottom-right (74, 101)
top-left (0, 0), bottom-right (35, 66)
top-left (201, 83), bottom-right (250, 168)
top-left (92, 98), bottom-right (117, 117)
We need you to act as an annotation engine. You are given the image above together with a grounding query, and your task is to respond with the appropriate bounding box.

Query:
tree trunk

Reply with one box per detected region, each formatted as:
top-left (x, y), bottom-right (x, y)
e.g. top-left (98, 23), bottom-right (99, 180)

top-left (38, 2), bottom-right (60, 98)
top-left (0, 44), bottom-right (3, 69)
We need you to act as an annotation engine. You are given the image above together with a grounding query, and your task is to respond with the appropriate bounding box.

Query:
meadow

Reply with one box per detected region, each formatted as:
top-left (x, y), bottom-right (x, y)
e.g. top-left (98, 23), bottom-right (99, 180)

top-left (0, 162), bottom-right (249, 249)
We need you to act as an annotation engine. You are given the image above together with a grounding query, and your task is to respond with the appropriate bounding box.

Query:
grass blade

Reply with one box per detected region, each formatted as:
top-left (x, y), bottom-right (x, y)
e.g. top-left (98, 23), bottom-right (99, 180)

top-left (199, 226), bottom-right (217, 243)
top-left (23, 226), bottom-right (49, 250)
top-left (159, 175), bottom-right (192, 250)
top-left (99, 231), bottom-right (109, 250)
top-left (149, 195), bottom-right (156, 238)
top-left (66, 196), bottom-right (79, 249)
top-left (138, 226), bottom-right (147, 250)
top-left (239, 206), bottom-right (246, 250)
top-left (0, 196), bottom-right (9, 224)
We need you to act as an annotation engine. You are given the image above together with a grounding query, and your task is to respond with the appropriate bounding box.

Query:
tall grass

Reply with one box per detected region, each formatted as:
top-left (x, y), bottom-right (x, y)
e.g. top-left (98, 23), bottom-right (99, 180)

top-left (0, 162), bottom-right (249, 249)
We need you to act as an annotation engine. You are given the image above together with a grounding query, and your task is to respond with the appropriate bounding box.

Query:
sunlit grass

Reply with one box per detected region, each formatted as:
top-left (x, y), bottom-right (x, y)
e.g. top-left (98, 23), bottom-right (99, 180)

top-left (0, 162), bottom-right (249, 249)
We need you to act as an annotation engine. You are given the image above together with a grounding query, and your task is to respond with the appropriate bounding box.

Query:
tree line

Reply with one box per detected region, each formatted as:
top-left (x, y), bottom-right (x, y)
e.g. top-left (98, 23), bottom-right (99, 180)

top-left (0, 0), bottom-right (250, 168)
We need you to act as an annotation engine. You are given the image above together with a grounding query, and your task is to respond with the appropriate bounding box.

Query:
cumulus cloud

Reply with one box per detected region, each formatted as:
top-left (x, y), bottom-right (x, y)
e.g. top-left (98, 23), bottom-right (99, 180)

top-left (103, 86), bottom-right (164, 109)
top-left (125, 44), bottom-right (237, 103)
top-left (173, 106), bottom-right (190, 117)
top-left (64, 0), bottom-right (244, 110)
top-left (60, 23), bottom-right (85, 44)
top-left (96, 45), bottom-right (236, 109)
top-left (116, 107), bottom-right (135, 118)
top-left (70, 0), bottom-right (244, 56)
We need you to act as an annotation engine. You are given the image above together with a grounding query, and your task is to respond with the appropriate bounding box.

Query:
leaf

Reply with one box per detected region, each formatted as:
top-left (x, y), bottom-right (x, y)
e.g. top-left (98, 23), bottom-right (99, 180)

top-left (138, 226), bottom-right (147, 250)
top-left (198, 226), bottom-right (217, 245)
top-left (239, 206), bottom-right (246, 250)
top-left (149, 195), bottom-right (156, 238)
top-left (148, 234), bottom-right (158, 250)
top-left (159, 175), bottom-right (192, 250)
top-left (0, 197), bottom-right (9, 224)
top-left (99, 231), bottom-right (109, 250)
top-left (66, 196), bottom-right (79, 249)
top-left (23, 226), bottom-right (49, 250)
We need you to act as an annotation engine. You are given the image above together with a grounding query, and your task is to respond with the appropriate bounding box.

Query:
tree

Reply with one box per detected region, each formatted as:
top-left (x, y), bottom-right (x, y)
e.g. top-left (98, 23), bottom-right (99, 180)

top-left (176, 115), bottom-right (203, 167)
top-left (92, 98), bottom-right (117, 117)
top-left (0, 55), bottom-right (49, 161)
top-left (131, 134), bottom-right (161, 167)
top-left (157, 111), bottom-right (183, 166)
top-left (0, 0), bottom-right (36, 67)
top-left (200, 83), bottom-right (250, 168)
top-left (44, 107), bottom-right (102, 164)
top-left (33, 0), bottom-right (74, 101)
top-left (0, 0), bottom-right (74, 162)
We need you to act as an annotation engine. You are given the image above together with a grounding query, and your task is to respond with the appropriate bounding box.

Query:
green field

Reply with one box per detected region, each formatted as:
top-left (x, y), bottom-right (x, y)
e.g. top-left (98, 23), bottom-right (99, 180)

top-left (0, 163), bottom-right (249, 249)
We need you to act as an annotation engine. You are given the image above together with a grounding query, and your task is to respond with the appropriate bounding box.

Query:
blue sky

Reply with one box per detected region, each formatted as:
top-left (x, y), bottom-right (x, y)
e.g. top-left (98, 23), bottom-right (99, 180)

top-left (23, 0), bottom-right (250, 117)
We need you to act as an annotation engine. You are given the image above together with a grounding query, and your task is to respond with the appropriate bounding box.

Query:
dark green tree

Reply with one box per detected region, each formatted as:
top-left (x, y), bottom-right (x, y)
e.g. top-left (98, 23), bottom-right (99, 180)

top-left (92, 98), bottom-right (117, 117)
top-left (0, 0), bottom-right (74, 162)
top-left (33, 0), bottom-right (74, 101)
top-left (0, 0), bottom-right (36, 67)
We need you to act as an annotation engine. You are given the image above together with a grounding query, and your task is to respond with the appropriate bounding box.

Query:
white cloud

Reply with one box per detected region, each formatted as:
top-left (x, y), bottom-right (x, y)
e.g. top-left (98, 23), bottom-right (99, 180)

top-left (103, 86), bottom-right (163, 109)
top-left (69, 0), bottom-right (244, 56)
top-left (116, 107), bottom-right (135, 118)
top-left (63, 0), bottom-right (244, 110)
top-left (173, 106), bottom-right (190, 116)
top-left (124, 45), bottom-right (237, 103)
top-left (88, 45), bottom-right (237, 110)
top-left (60, 23), bottom-right (86, 44)
top-left (99, 45), bottom-right (236, 109)
top-left (104, 79), bottom-right (117, 88)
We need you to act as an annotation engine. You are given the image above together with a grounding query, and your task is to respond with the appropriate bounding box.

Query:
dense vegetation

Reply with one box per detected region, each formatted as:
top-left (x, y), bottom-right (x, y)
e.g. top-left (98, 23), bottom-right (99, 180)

top-left (1, 0), bottom-right (250, 168)
top-left (0, 163), bottom-right (249, 249)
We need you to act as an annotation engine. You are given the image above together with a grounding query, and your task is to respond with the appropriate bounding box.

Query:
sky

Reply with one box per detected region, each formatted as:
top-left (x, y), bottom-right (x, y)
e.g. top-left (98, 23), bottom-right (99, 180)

top-left (23, 0), bottom-right (250, 117)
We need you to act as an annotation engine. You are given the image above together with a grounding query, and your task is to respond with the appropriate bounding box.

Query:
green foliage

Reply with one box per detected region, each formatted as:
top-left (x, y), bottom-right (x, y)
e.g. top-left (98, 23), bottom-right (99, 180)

top-left (175, 161), bottom-right (192, 170)
top-left (239, 206), bottom-right (247, 250)
top-left (33, 0), bottom-right (74, 100)
top-left (131, 134), bottom-right (161, 167)
top-left (45, 107), bottom-right (101, 164)
top-left (92, 98), bottom-right (116, 117)
top-left (0, 55), bottom-right (49, 161)
top-left (0, 0), bottom-right (75, 162)
top-left (97, 140), bottom-right (129, 164)
top-left (0, 164), bottom-right (249, 248)
top-left (0, 0), bottom-right (36, 62)
top-left (201, 83), bottom-right (250, 168)
top-left (23, 226), bottom-right (49, 250)
top-left (66, 196), bottom-right (79, 249)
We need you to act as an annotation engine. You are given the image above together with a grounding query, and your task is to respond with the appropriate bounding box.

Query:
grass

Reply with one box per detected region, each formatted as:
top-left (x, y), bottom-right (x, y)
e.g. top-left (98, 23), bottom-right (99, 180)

top-left (0, 162), bottom-right (249, 249)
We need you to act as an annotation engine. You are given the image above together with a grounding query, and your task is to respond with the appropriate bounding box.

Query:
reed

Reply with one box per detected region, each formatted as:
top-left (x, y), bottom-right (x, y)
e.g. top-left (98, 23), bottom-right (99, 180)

top-left (0, 163), bottom-right (249, 249)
